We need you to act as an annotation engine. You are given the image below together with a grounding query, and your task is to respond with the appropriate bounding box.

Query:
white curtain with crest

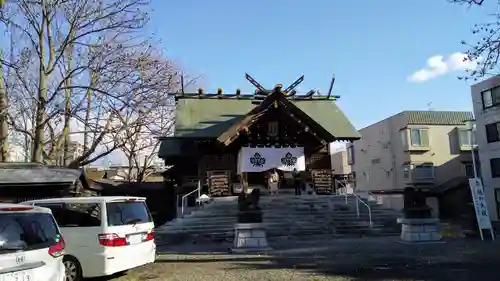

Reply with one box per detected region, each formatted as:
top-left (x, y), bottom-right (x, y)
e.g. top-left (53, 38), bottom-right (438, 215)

top-left (237, 147), bottom-right (306, 173)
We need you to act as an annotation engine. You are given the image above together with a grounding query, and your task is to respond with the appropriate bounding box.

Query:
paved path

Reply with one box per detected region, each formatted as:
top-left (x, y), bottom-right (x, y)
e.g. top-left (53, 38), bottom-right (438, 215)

top-left (89, 237), bottom-right (500, 281)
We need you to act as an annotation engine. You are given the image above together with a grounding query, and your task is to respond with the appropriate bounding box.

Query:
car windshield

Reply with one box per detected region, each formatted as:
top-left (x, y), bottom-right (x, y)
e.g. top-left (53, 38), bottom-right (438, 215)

top-left (0, 212), bottom-right (60, 253)
top-left (106, 201), bottom-right (152, 226)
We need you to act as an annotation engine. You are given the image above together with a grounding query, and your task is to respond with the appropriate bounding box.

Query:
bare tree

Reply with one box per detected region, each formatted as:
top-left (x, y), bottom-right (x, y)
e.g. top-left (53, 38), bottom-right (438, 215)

top-left (0, 17), bottom-right (25, 162)
top-left (448, 0), bottom-right (500, 79)
top-left (0, 0), bottom-right (186, 167)
top-left (119, 101), bottom-right (176, 182)
top-left (115, 53), bottom-right (188, 183)
top-left (449, 0), bottom-right (485, 5)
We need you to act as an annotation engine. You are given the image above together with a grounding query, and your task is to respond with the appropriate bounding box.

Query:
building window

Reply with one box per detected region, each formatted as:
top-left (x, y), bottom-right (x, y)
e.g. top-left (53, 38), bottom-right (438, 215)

top-left (371, 158), bottom-right (381, 164)
top-left (482, 86), bottom-right (500, 109)
top-left (459, 129), bottom-right (472, 146)
top-left (410, 128), bottom-right (429, 147)
top-left (490, 158), bottom-right (500, 178)
top-left (485, 122), bottom-right (500, 143)
top-left (347, 145), bottom-right (354, 165)
top-left (403, 165), bottom-right (410, 179)
top-left (400, 129), bottom-right (408, 147)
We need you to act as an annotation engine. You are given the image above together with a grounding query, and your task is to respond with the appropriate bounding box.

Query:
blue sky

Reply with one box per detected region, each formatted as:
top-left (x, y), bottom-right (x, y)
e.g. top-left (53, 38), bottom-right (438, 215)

top-left (150, 0), bottom-right (493, 129)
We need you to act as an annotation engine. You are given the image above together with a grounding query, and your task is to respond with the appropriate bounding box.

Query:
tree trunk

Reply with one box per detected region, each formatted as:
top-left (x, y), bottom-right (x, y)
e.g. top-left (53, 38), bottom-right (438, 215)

top-left (0, 49), bottom-right (8, 162)
top-left (63, 33), bottom-right (74, 166)
top-left (32, 3), bottom-right (55, 163)
top-left (83, 88), bottom-right (92, 152)
top-left (32, 17), bottom-right (47, 163)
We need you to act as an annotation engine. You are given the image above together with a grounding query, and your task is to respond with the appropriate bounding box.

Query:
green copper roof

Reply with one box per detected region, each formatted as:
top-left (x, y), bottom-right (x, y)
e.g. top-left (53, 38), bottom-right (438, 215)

top-left (173, 98), bottom-right (360, 139)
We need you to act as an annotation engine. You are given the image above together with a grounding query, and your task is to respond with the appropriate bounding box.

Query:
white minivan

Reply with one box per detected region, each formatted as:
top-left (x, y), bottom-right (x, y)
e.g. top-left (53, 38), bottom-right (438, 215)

top-left (0, 203), bottom-right (66, 281)
top-left (22, 196), bottom-right (156, 281)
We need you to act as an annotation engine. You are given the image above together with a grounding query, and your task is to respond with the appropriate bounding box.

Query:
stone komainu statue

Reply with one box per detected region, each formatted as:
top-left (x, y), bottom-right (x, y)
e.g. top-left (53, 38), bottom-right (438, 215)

top-left (237, 189), bottom-right (261, 211)
top-left (249, 188), bottom-right (260, 209)
top-left (403, 187), bottom-right (432, 218)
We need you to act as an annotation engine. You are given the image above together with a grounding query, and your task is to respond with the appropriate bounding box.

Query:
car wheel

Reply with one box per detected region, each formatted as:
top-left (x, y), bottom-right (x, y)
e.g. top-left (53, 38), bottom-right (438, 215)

top-left (63, 256), bottom-right (83, 281)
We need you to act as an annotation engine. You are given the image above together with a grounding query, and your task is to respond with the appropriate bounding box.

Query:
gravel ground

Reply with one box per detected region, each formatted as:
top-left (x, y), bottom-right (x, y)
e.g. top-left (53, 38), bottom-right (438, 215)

top-left (88, 237), bottom-right (500, 281)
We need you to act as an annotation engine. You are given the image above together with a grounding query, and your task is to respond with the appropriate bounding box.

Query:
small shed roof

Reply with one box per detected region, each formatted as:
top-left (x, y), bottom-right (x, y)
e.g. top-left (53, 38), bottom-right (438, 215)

top-left (0, 163), bottom-right (81, 186)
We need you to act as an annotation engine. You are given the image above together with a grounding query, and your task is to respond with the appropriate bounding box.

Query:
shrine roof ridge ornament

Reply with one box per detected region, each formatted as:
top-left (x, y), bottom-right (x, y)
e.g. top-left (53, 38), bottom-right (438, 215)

top-left (168, 73), bottom-right (340, 101)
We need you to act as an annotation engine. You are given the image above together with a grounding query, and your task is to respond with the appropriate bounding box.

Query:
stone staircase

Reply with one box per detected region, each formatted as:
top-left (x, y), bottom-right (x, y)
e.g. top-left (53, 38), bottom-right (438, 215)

top-left (329, 196), bottom-right (402, 236)
top-left (155, 193), bottom-right (402, 245)
top-left (156, 197), bottom-right (239, 244)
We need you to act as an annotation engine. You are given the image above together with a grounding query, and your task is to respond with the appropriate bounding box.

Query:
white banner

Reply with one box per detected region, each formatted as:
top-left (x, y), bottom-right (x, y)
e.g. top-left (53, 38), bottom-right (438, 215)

top-left (238, 147), bottom-right (306, 173)
top-left (469, 178), bottom-right (493, 230)
top-left (275, 148), bottom-right (306, 172)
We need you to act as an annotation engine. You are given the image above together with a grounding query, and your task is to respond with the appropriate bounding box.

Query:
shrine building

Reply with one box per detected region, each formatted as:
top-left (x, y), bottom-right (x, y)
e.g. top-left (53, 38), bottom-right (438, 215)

top-left (158, 75), bottom-right (361, 196)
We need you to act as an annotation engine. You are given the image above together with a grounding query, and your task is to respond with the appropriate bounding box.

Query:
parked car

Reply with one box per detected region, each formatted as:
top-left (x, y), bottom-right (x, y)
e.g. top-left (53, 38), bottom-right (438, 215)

top-left (22, 196), bottom-right (156, 281)
top-left (0, 203), bottom-right (66, 281)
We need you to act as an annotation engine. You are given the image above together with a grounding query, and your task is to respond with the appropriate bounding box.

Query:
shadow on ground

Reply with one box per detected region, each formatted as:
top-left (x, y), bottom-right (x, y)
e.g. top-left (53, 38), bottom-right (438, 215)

top-left (154, 237), bottom-right (500, 281)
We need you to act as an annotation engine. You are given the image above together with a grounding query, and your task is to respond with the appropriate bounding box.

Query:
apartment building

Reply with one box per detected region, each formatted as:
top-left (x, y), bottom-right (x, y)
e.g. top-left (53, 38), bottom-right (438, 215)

top-left (55, 141), bottom-right (84, 166)
top-left (6, 132), bottom-right (30, 162)
top-left (330, 149), bottom-right (351, 175)
top-left (7, 143), bottom-right (26, 162)
top-left (471, 76), bottom-right (500, 221)
top-left (348, 111), bottom-right (474, 211)
top-left (330, 149), bottom-right (355, 193)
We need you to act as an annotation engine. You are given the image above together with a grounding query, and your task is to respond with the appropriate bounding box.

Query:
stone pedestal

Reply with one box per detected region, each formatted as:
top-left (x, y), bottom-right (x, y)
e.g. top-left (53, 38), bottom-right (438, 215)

top-left (398, 218), bottom-right (442, 242)
top-left (232, 223), bottom-right (272, 253)
top-left (237, 210), bottom-right (263, 224)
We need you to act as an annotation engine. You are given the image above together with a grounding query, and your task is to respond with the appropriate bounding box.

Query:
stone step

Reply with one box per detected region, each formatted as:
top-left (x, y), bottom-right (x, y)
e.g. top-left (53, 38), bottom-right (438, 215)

top-left (162, 227), bottom-right (335, 235)
top-left (178, 211), bottom-right (397, 219)
top-left (158, 222), bottom-right (334, 234)
top-left (161, 221), bottom-right (333, 233)
top-left (192, 199), bottom-right (393, 211)
top-left (169, 212), bottom-right (338, 221)
top-left (160, 220), bottom-right (396, 232)
top-left (331, 210), bottom-right (400, 215)
top-left (173, 215), bottom-right (333, 224)
top-left (155, 226), bottom-right (401, 245)
top-left (156, 194), bottom-right (404, 244)
top-left (163, 213), bottom-right (399, 228)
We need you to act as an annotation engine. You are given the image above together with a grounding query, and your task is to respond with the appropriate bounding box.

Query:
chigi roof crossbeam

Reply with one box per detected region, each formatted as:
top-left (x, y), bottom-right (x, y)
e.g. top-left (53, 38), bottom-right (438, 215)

top-left (169, 73), bottom-right (340, 101)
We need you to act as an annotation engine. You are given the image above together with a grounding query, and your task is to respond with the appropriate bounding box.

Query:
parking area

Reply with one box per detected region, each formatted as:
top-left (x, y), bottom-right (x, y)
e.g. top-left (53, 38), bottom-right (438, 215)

top-left (90, 236), bottom-right (500, 281)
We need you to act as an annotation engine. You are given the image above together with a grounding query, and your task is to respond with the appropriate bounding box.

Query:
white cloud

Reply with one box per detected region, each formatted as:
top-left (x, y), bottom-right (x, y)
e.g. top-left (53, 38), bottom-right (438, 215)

top-left (407, 52), bottom-right (479, 83)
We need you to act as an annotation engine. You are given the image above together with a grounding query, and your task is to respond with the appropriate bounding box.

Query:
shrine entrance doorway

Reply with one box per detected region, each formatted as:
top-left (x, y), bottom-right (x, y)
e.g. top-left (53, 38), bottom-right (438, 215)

top-left (247, 172), bottom-right (267, 187)
top-left (237, 146), bottom-right (306, 193)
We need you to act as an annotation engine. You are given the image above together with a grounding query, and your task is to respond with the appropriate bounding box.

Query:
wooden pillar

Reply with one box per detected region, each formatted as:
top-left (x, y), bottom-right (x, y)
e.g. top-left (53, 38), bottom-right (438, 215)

top-left (242, 172), bottom-right (249, 194)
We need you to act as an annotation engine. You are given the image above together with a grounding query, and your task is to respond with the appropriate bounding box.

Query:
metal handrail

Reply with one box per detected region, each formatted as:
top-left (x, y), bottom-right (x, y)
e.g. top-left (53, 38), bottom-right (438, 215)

top-left (334, 179), bottom-right (349, 204)
top-left (352, 193), bottom-right (373, 227)
top-left (180, 181), bottom-right (202, 216)
top-left (334, 179), bottom-right (373, 228)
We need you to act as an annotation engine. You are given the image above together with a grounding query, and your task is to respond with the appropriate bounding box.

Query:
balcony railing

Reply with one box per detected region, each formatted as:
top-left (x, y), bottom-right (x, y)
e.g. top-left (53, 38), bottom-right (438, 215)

top-left (403, 165), bottom-right (435, 183)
